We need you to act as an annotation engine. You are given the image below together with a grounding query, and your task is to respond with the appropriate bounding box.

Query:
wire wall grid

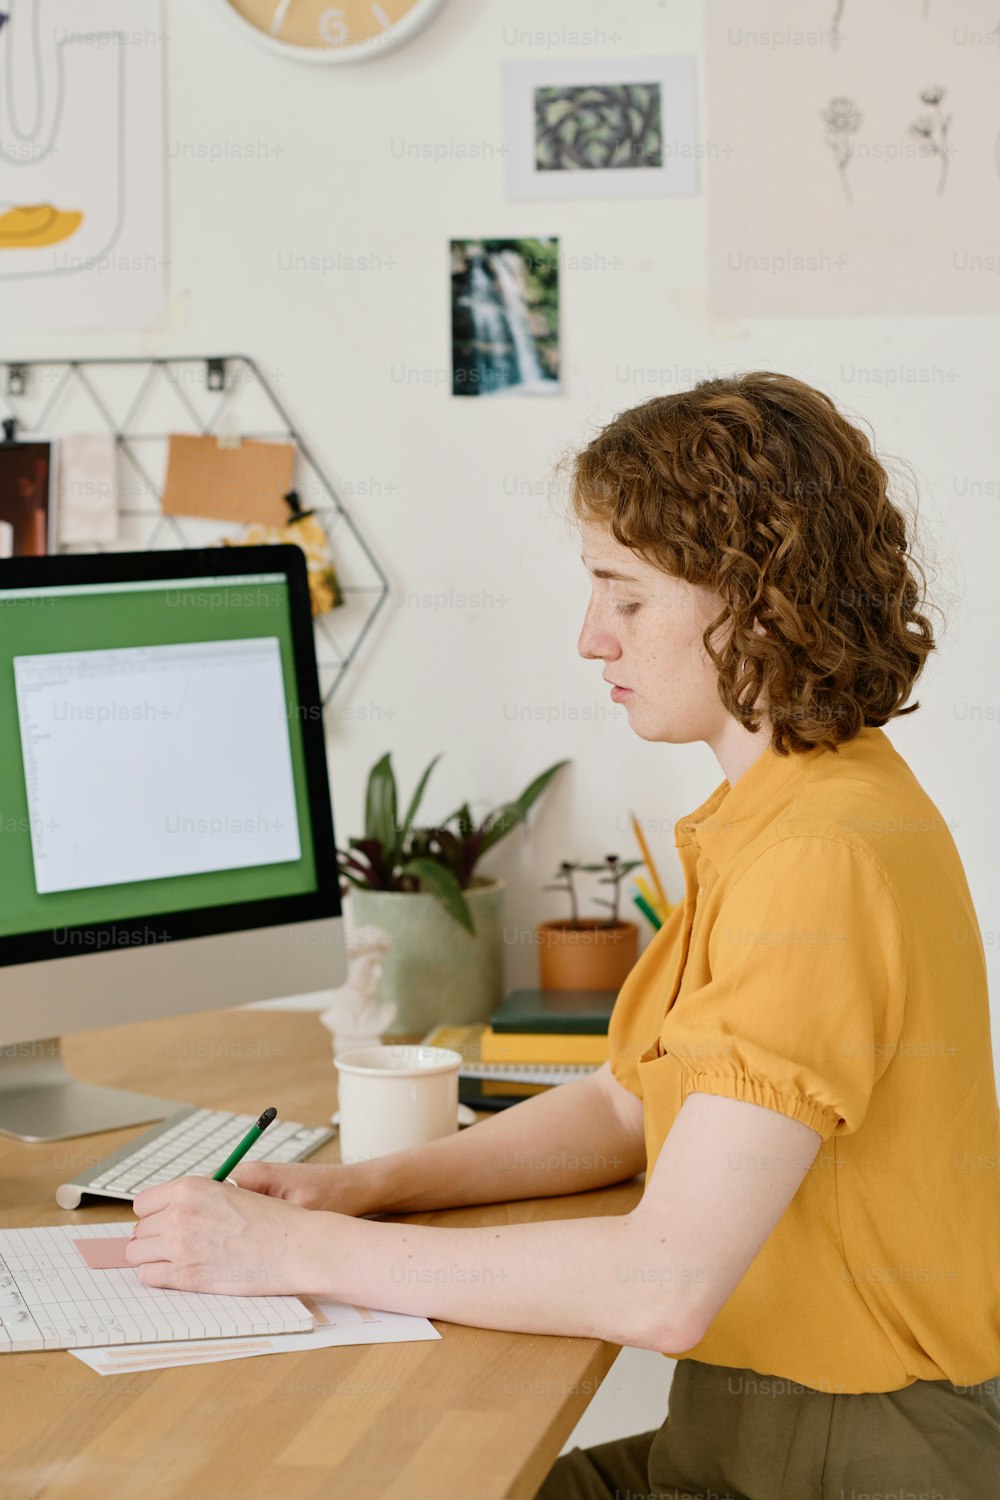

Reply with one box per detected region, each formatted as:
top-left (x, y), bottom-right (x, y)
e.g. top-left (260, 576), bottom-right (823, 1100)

top-left (0, 355), bottom-right (390, 708)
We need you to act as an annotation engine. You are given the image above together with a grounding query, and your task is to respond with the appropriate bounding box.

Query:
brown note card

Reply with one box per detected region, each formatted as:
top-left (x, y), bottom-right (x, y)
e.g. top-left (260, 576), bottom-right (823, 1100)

top-left (161, 433), bottom-right (296, 526)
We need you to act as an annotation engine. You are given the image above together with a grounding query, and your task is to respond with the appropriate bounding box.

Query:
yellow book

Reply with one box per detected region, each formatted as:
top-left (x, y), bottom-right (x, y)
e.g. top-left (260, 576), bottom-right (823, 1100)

top-left (478, 1027), bottom-right (608, 1066)
top-left (422, 1023), bottom-right (598, 1083)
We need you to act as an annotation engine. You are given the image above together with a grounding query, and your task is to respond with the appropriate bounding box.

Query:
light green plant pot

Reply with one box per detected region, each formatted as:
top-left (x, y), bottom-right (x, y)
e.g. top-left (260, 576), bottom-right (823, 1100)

top-left (348, 878), bottom-right (506, 1037)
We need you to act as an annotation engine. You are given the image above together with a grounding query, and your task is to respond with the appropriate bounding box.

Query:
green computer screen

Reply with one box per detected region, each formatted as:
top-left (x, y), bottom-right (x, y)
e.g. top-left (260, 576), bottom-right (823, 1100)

top-left (0, 573), bottom-right (318, 940)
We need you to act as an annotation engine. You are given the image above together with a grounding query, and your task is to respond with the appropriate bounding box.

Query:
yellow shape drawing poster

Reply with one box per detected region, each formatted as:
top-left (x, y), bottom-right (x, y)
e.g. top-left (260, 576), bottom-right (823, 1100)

top-left (0, 0), bottom-right (166, 330)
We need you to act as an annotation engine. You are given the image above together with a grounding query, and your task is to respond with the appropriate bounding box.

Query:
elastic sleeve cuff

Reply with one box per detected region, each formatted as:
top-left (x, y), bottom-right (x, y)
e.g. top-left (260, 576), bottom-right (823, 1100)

top-left (679, 1069), bottom-right (842, 1141)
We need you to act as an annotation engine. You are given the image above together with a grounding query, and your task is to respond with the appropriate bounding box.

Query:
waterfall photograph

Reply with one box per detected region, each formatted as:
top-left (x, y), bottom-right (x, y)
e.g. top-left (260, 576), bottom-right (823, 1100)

top-left (450, 237), bottom-right (560, 397)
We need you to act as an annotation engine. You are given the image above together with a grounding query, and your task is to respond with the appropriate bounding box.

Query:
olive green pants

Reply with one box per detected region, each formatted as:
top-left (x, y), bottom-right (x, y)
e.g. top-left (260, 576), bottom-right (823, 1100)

top-left (536, 1359), bottom-right (1000, 1500)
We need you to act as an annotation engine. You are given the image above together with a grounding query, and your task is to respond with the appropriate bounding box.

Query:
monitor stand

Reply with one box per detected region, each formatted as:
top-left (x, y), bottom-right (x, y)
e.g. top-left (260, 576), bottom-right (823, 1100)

top-left (0, 1038), bottom-right (184, 1142)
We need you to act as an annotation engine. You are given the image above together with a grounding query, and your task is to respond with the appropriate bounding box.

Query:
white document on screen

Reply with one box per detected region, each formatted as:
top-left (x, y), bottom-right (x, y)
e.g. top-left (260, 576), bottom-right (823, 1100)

top-left (13, 637), bottom-right (301, 893)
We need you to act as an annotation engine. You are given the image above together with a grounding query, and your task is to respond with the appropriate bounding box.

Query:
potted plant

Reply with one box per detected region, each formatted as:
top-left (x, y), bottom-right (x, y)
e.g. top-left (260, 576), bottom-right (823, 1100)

top-left (538, 854), bottom-right (643, 991)
top-left (338, 753), bottom-right (569, 1035)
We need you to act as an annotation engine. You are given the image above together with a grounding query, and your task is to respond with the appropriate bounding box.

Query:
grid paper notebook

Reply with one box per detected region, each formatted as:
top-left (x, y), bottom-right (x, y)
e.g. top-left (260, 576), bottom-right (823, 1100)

top-left (0, 1224), bottom-right (314, 1353)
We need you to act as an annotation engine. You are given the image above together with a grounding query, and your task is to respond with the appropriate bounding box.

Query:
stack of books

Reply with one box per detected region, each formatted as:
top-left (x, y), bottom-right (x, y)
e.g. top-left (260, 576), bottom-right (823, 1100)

top-left (423, 988), bottom-right (617, 1100)
top-left (480, 987), bottom-right (614, 1065)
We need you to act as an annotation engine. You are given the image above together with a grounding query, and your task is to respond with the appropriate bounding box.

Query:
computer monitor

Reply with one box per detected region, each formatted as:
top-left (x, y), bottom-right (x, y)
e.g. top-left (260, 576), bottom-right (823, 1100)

top-left (0, 545), bottom-right (346, 1142)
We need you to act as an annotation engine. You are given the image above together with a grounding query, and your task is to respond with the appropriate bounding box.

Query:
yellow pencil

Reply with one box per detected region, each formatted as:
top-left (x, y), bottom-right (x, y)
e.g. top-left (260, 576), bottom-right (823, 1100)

top-left (629, 811), bottom-right (669, 913)
top-left (634, 873), bottom-right (670, 922)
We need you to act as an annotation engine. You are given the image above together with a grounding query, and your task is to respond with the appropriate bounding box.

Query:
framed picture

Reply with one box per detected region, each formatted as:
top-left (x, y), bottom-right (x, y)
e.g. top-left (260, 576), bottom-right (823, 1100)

top-left (451, 238), bottom-right (560, 398)
top-left (503, 55), bottom-right (698, 201)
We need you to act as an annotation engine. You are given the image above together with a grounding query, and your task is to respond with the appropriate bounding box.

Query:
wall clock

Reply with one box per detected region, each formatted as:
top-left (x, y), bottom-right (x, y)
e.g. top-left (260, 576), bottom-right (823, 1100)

top-left (218, 0), bottom-right (448, 64)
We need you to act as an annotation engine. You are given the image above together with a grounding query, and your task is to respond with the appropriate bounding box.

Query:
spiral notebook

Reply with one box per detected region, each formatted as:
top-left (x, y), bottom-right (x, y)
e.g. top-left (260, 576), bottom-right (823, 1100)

top-left (422, 1023), bottom-right (597, 1086)
top-left (0, 1224), bottom-right (313, 1353)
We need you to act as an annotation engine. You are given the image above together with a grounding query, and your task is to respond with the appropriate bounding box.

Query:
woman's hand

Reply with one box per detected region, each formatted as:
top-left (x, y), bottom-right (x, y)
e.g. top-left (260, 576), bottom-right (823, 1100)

top-left (229, 1160), bottom-right (375, 1215)
top-left (126, 1175), bottom-right (336, 1295)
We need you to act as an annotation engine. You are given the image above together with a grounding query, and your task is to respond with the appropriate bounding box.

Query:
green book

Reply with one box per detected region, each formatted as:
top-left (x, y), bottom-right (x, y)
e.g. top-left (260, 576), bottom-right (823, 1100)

top-left (489, 988), bottom-right (618, 1036)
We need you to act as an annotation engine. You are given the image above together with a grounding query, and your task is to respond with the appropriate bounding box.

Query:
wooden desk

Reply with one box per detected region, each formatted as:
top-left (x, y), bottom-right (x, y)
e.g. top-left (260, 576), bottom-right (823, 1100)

top-left (0, 1007), bottom-right (642, 1499)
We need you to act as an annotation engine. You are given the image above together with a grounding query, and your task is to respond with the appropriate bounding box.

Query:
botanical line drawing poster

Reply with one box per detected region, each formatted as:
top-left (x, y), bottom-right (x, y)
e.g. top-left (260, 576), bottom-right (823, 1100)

top-left (707, 0), bottom-right (1000, 315)
top-left (0, 0), bottom-right (167, 331)
top-left (504, 56), bottom-right (698, 200)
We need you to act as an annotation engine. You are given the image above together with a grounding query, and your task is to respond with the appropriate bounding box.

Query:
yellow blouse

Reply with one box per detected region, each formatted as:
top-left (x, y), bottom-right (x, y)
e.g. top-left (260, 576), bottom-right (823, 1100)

top-left (609, 726), bottom-right (1000, 1393)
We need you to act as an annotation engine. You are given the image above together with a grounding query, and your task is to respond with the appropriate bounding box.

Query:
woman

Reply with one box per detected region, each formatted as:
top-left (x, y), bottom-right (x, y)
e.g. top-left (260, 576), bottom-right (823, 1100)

top-left (128, 373), bottom-right (1000, 1498)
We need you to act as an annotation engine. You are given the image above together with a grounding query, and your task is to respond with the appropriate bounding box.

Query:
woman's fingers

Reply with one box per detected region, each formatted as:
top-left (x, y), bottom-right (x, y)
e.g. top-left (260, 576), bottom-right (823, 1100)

top-left (124, 1231), bottom-right (165, 1265)
top-left (229, 1161), bottom-right (285, 1195)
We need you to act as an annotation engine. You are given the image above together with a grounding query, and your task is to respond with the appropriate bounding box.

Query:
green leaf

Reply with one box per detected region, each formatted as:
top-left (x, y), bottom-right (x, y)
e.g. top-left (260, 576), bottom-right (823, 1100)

top-left (452, 802), bottom-right (476, 839)
top-left (364, 754), bottom-right (398, 855)
top-left (407, 828), bottom-right (433, 859)
top-left (512, 758), bottom-right (571, 818)
top-left (399, 754), bottom-right (442, 848)
top-left (401, 857), bottom-right (476, 935)
top-left (477, 759), bottom-right (570, 858)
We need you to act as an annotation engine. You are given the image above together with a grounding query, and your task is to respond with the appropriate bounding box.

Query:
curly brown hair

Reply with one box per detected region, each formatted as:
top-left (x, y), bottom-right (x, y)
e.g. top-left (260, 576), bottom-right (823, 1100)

top-left (567, 371), bottom-right (939, 757)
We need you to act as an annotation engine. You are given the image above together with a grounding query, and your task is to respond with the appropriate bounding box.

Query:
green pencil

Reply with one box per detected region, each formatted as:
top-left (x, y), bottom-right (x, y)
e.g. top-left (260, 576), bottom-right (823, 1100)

top-left (212, 1107), bottom-right (277, 1181)
top-left (632, 888), bottom-right (662, 932)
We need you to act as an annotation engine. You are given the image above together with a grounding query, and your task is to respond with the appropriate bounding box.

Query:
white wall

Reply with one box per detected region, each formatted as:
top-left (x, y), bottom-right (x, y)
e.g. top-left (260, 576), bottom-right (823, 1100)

top-left (23, 1), bottom-right (998, 1021)
top-left (17, 0), bottom-right (998, 1464)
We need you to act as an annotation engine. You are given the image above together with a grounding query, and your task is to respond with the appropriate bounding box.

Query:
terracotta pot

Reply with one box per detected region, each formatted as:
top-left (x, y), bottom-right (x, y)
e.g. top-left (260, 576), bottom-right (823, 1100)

top-left (537, 918), bottom-right (639, 992)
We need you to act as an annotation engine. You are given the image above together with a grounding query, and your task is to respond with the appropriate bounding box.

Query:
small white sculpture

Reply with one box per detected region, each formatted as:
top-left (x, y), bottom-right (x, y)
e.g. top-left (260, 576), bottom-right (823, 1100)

top-left (319, 924), bottom-right (397, 1057)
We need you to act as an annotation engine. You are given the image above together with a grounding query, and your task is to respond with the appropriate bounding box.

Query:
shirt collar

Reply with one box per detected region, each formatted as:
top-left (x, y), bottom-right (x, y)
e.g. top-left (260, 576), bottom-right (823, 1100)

top-left (674, 727), bottom-right (888, 862)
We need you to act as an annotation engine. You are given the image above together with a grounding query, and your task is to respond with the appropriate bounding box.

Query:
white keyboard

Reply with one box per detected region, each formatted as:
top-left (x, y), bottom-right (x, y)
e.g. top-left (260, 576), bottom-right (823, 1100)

top-left (55, 1106), bottom-right (335, 1209)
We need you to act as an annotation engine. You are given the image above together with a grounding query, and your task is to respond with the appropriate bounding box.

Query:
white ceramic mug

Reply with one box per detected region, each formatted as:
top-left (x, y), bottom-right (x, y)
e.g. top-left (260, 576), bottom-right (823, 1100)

top-left (333, 1044), bottom-right (462, 1165)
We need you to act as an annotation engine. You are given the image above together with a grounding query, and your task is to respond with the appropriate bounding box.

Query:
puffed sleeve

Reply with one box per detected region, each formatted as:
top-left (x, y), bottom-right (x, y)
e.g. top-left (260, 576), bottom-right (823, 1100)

top-left (650, 836), bottom-right (908, 1141)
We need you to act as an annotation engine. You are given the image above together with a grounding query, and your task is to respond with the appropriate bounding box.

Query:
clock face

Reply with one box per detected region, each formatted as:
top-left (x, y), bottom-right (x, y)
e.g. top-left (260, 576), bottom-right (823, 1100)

top-left (223, 0), bottom-right (446, 61)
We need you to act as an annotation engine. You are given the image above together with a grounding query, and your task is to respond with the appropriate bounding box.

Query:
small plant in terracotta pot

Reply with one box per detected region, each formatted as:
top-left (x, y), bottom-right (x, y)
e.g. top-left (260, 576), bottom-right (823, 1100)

top-left (538, 854), bottom-right (643, 991)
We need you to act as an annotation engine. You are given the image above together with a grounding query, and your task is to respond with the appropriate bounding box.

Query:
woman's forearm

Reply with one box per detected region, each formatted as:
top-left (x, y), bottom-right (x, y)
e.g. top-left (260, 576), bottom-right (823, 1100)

top-left (349, 1065), bottom-right (646, 1215)
top-left (297, 1209), bottom-right (684, 1354)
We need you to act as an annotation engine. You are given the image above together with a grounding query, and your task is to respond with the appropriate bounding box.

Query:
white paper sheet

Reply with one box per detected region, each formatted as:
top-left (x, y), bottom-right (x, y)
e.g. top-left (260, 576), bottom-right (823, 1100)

top-left (707, 0), bottom-right (1000, 315)
top-left (57, 434), bottom-right (119, 545)
top-left (69, 1294), bottom-right (441, 1375)
top-left (0, 1223), bottom-right (312, 1352)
